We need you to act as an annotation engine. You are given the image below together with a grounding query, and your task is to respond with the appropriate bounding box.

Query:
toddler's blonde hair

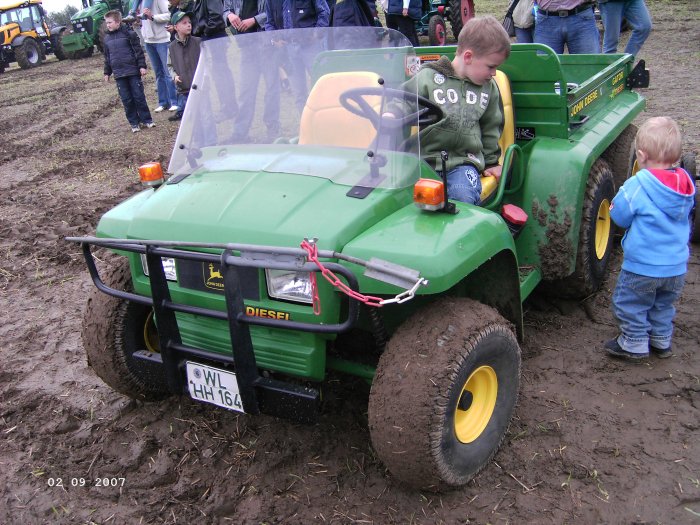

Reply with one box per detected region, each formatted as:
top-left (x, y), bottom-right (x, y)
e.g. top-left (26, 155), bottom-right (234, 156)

top-left (635, 116), bottom-right (682, 166)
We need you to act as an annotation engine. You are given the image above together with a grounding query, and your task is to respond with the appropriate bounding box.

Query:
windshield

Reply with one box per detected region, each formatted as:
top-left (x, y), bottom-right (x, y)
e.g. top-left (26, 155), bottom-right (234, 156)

top-left (168, 27), bottom-right (423, 191)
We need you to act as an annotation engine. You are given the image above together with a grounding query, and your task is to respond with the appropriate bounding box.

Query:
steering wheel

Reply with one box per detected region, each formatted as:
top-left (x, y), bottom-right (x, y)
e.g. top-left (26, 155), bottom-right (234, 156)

top-left (339, 86), bottom-right (444, 130)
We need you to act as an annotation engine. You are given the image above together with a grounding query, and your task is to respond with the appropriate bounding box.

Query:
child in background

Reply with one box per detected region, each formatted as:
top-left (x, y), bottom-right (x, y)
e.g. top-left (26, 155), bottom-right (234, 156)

top-left (103, 10), bottom-right (155, 133)
top-left (167, 11), bottom-right (201, 121)
top-left (605, 116), bottom-right (695, 361)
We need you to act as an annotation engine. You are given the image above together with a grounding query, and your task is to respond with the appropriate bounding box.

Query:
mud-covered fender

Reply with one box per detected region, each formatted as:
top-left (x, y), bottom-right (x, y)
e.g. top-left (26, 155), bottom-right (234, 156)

top-left (342, 203), bottom-right (523, 337)
top-left (10, 34), bottom-right (27, 48)
top-left (343, 203), bottom-right (517, 293)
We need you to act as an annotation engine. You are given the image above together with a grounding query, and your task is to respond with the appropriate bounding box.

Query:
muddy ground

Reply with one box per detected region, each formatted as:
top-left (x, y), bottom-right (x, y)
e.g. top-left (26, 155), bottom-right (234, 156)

top-left (1, 2), bottom-right (698, 523)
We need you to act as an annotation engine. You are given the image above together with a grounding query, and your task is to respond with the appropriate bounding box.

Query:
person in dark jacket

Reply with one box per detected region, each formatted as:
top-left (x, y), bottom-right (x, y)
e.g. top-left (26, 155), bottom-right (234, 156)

top-left (329, 0), bottom-right (373, 27)
top-left (383, 0), bottom-right (420, 46)
top-left (265, 0), bottom-right (329, 112)
top-left (167, 11), bottom-right (201, 121)
top-left (190, 0), bottom-right (238, 120)
top-left (223, 0), bottom-right (280, 142)
top-left (103, 10), bottom-right (155, 132)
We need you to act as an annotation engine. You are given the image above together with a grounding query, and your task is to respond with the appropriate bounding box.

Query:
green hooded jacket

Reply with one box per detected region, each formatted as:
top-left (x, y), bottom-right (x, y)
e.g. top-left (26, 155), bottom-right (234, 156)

top-left (405, 56), bottom-right (504, 173)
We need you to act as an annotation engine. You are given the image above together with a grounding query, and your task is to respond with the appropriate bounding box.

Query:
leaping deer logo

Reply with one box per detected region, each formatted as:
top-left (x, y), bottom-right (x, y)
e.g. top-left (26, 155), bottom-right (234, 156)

top-left (205, 263), bottom-right (224, 289)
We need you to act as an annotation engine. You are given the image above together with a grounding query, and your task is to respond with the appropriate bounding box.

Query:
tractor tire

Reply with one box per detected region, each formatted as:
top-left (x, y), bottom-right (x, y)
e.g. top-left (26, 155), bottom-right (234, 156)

top-left (448, 0), bottom-right (475, 40)
top-left (78, 46), bottom-right (95, 58)
top-left (428, 15), bottom-right (447, 46)
top-left (96, 21), bottom-right (107, 53)
top-left (82, 258), bottom-right (169, 400)
top-left (15, 38), bottom-right (43, 69)
top-left (681, 153), bottom-right (699, 244)
top-left (53, 29), bottom-right (68, 60)
top-left (602, 124), bottom-right (637, 190)
top-left (559, 159), bottom-right (616, 297)
top-left (368, 297), bottom-right (521, 491)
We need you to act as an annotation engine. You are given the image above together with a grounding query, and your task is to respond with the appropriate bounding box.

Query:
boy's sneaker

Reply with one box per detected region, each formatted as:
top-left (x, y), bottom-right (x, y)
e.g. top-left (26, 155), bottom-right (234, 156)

top-left (144, 122), bottom-right (156, 128)
top-left (169, 105), bottom-right (179, 112)
top-left (650, 344), bottom-right (673, 359)
top-left (154, 106), bottom-right (166, 113)
top-left (131, 126), bottom-right (141, 133)
top-left (604, 338), bottom-right (649, 361)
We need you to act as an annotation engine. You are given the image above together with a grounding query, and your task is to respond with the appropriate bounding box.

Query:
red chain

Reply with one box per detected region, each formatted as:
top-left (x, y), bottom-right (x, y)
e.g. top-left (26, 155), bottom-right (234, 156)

top-left (300, 240), bottom-right (384, 310)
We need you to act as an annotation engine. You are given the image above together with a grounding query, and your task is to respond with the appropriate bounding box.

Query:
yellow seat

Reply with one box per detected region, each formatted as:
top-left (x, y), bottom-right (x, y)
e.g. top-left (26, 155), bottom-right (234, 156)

top-left (298, 71), bottom-right (382, 148)
top-left (480, 70), bottom-right (515, 201)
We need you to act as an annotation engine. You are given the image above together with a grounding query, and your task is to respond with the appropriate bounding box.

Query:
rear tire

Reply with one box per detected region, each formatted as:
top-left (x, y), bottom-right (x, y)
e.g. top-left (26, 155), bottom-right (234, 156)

top-left (428, 15), bottom-right (447, 46)
top-left (602, 124), bottom-right (637, 189)
top-left (82, 258), bottom-right (169, 400)
top-left (15, 38), bottom-right (43, 69)
top-left (448, 0), bottom-right (475, 39)
top-left (368, 298), bottom-right (521, 491)
top-left (681, 153), bottom-right (699, 243)
top-left (559, 159), bottom-right (616, 297)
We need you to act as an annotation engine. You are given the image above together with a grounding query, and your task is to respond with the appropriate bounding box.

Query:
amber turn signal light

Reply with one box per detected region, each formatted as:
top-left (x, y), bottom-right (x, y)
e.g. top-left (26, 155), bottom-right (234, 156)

top-left (139, 162), bottom-right (164, 187)
top-left (414, 178), bottom-right (445, 211)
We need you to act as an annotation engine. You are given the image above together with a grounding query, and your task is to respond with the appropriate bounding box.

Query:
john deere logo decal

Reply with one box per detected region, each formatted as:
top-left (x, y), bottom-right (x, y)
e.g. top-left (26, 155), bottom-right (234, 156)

top-left (204, 263), bottom-right (224, 290)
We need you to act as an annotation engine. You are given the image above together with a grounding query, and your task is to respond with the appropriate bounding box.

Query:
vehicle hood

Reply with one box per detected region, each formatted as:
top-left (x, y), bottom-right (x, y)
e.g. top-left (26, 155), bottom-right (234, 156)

top-left (101, 170), bottom-right (413, 253)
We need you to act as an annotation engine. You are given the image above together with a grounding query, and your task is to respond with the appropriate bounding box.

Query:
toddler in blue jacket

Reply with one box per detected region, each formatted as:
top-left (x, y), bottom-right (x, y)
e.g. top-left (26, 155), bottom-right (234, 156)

top-left (605, 116), bottom-right (695, 361)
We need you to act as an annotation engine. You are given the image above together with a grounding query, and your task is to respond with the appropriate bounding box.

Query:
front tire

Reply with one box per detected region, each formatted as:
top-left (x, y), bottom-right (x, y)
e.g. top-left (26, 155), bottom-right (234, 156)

top-left (82, 258), bottom-right (169, 400)
top-left (559, 159), bottom-right (615, 297)
top-left (428, 15), bottom-right (447, 46)
top-left (682, 153), bottom-right (699, 243)
top-left (368, 298), bottom-right (521, 491)
top-left (15, 38), bottom-right (43, 69)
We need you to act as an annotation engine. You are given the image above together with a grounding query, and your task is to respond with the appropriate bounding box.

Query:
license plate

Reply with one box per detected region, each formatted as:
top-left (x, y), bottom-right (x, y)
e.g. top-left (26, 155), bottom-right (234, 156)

top-left (186, 362), bottom-right (245, 413)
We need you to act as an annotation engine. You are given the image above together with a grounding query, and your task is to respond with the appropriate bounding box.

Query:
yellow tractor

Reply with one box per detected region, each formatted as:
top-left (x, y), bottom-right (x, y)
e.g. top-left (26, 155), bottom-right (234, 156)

top-left (0, 0), bottom-right (66, 72)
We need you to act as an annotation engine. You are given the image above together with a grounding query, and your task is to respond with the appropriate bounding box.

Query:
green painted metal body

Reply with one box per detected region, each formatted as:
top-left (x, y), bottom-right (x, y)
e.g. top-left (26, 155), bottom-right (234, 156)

top-left (95, 39), bottom-right (645, 383)
top-left (60, 0), bottom-right (125, 54)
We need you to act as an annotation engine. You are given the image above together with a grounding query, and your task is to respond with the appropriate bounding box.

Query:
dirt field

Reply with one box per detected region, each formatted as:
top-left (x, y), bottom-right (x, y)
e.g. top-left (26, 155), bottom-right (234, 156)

top-left (1, 2), bottom-right (698, 523)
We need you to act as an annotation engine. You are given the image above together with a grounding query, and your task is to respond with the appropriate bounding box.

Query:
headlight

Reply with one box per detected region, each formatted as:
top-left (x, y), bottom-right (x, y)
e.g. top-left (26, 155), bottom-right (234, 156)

top-left (266, 269), bottom-right (313, 304)
top-left (140, 254), bottom-right (177, 282)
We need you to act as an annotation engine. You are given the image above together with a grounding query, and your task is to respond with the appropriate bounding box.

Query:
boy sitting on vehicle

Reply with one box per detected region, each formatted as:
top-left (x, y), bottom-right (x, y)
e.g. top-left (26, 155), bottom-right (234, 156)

top-left (167, 11), bottom-right (201, 121)
top-left (605, 116), bottom-right (695, 361)
top-left (390, 16), bottom-right (511, 205)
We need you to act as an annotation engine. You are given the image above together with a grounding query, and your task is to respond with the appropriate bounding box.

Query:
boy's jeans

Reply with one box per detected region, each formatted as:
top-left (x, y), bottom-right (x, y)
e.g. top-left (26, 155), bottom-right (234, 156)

top-left (115, 75), bottom-right (153, 127)
top-left (612, 269), bottom-right (685, 354)
top-left (534, 8), bottom-right (600, 54)
top-left (144, 42), bottom-right (178, 108)
top-left (599, 0), bottom-right (652, 56)
top-left (445, 164), bottom-right (482, 205)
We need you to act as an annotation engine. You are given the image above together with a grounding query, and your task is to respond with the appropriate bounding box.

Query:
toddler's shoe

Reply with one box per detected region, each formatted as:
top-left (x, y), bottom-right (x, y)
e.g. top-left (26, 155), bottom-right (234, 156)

top-left (650, 344), bottom-right (673, 359)
top-left (153, 106), bottom-right (166, 113)
top-left (169, 105), bottom-right (179, 112)
top-left (131, 126), bottom-right (141, 133)
top-left (604, 338), bottom-right (649, 361)
top-left (144, 122), bottom-right (156, 128)
top-left (168, 113), bottom-right (182, 121)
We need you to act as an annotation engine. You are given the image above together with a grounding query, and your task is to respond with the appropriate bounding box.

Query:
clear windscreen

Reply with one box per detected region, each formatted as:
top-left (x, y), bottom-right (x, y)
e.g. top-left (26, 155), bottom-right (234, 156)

top-left (168, 27), bottom-right (423, 190)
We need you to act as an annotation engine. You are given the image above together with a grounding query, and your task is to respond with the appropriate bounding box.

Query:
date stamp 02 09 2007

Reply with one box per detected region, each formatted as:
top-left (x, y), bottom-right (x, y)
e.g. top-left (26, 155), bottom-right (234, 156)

top-left (47, 477), bottom-right (126, 489)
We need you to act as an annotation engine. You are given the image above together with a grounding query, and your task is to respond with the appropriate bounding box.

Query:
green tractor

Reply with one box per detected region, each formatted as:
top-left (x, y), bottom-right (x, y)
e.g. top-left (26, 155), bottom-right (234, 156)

top-left (69, 27), bottom-right (652, 490)
top-left (56, 0), bottom-right (128, 59)
top-left (0, 0), bottom-right (66, 72)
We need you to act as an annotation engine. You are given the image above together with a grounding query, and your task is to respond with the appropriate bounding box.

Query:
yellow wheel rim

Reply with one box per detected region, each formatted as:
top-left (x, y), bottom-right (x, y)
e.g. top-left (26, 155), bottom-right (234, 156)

top-left (454, 365), bottom-right (498, 444)
top-left (595, 198), bottom-right (611, 260)
top-left (143, 310), bottom-right (160, 353)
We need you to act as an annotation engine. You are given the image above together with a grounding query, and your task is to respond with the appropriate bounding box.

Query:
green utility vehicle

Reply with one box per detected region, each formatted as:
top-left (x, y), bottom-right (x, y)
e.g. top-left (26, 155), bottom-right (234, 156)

top-left (56, 0), bottom-right (127, 59)
top-left (69, 27), bottom-right (650, 490)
